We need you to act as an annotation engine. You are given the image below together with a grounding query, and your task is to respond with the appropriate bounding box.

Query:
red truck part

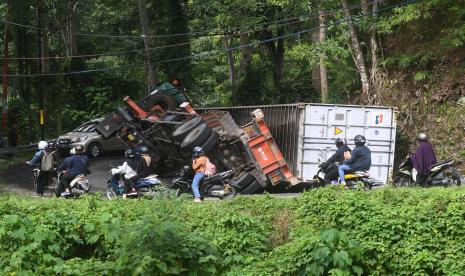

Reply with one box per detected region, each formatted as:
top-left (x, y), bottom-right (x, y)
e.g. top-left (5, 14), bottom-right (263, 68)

top-left (242, 110), bottom-right (298, 185)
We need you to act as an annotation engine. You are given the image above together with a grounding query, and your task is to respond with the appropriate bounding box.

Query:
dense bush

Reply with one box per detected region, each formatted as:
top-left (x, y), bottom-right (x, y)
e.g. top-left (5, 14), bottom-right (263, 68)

top-left (2, 188), bottom-right (465, 274)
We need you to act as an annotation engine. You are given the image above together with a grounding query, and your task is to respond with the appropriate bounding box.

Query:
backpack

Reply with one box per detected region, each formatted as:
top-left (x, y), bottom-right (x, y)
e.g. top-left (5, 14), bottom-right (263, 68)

top-left (40, 151), bottom-right (55, 172)
top-left (204, 159), bottom-right (217, 177)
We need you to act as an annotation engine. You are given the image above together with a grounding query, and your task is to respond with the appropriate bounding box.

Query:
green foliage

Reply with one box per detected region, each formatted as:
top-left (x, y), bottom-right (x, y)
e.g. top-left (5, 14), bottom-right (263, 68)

top-left (3, 188), bottom-right (465, 274)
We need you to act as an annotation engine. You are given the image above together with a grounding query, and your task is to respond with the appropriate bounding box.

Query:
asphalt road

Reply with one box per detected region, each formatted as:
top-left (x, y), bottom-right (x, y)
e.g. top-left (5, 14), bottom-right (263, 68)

top-left (87, 155), bottom-right (125, 192)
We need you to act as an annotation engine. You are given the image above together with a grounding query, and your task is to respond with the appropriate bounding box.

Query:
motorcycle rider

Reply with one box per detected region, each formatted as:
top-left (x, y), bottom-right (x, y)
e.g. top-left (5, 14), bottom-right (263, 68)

top-left (110, 149), bottom-right (140, 197)
top-left (319, 138), bottom-right (352, 184)
top-left (26, 141), bottom-right (58, 196)
top-left (57, 145), bottom-right (90, 197)
top-left (192, 146), bottom-right (209, 203)
top-left (338, 135), bottom-right (371, 185)
top-left (124, 145), bottom-right (153, 196)
top-left (410, 132), bottom-right (437, 185)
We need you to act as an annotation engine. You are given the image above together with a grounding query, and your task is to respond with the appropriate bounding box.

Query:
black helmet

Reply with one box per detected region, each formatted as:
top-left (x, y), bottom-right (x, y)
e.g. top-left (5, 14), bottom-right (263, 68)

top-left (335, 138), bottom-right (347, 148)
top-left (192, 146), bottom-right (204, 158)
top-left (125, 149), bottom-right (136, 158)
top-left (354, 135), bottom-right (366, 146)
top-left (417, 132), bottom-right (427, 142)
top-left (136, 145), bottom-right (150, 155)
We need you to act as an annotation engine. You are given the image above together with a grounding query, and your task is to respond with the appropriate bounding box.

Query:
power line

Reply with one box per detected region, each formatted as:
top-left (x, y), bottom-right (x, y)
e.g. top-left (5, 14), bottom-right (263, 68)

top-left (1, 0), bottom-right (417, 77)
top-left (0, 0), bottom-right (384, 40)
top-left (1, 0), bottom-right (382, 61)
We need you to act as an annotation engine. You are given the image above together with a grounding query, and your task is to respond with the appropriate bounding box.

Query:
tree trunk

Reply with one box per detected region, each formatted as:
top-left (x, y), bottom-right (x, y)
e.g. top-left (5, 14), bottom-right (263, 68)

top-left (138, 0), bottom-right (159, 91)
top-left (67, 0), bottom-right (79, 56)
top-left (39, 0), bottom-right (49, 73)
top-left (370, 2), bottom-right (379, 82)
top-left (318, 1), bottom-right (328, 103)
top-left (340, 0), bottom-right (370, 102)
top-left (223, 36), bottom-right (235, 89)
top-left (263, 27), bottom-right (285, 101)
top-left (236, 34), bottom-right (252, 83)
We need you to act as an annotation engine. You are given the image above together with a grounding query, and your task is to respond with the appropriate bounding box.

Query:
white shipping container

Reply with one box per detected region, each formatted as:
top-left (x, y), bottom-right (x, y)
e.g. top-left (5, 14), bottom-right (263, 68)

top-left (199, 103), bottom-right (397, 184)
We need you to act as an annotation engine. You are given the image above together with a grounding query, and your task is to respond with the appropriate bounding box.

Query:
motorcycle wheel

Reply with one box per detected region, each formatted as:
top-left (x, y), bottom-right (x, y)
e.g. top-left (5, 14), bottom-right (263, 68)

top-left (50, 177), bottom-right (59, 196)
top-left (393, 174), bottom-right (412, 187)
top-left (446, 170), bottom-right (462, 186)
top-left (222, 185), bottom-right (237, 200)
top-left (106, 182), bottom-right (118, 200)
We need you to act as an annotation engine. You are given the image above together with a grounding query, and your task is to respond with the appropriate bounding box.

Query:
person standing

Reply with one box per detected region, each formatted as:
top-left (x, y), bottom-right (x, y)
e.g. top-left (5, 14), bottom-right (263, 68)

top-left (191, 146), bottom-right (208, 203)
top-left (410, 132), bottom-right (437, 185)
top-left (26, 141), bottom-right (57, 196)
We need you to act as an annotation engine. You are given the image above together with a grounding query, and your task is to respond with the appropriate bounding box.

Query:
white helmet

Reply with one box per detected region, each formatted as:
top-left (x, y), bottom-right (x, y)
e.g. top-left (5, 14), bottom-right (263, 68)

top-left (38, 141), bottom-right (48, 150)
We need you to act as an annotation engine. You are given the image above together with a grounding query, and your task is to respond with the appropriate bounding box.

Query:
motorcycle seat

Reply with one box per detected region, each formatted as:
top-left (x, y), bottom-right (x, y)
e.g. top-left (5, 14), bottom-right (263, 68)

top-left (431, 160), bottom-right (453, 168)
top-left (203, 170), bottom-right (233, 184)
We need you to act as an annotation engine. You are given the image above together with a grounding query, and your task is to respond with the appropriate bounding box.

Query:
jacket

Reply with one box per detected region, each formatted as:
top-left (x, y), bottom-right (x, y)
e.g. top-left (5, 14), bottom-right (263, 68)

top-left (111, 162), bottom-right (137, 179)
top-left (58, 154), bottom-right (89, 176)
top-left (343, 145), bottom-right (371, 171)
top-left (192, 156), bottom-right (208, 173)
top-left (322, 145), bottom-right (352, 169)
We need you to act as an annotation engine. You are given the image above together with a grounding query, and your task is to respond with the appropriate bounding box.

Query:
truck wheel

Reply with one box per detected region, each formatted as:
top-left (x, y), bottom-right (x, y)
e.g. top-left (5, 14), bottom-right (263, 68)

top-left (142, 92), bottom-right (177, 112)
top-left (201, 132), bottom-right (220, 153)
top-left (240, 180), bottom-right (263, 194)
top-left (172, 116), bottom-right (204, 142)
top-left (230, 172), bottom-right (255, 191)
top-left (180, 123), bottom-right (212, 151)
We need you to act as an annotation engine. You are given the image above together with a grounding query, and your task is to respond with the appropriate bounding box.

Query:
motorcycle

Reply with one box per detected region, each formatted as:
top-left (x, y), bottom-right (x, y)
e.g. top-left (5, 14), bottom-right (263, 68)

top-left (170, 166), bottom-right (237, 199)
top-left (32, 168), bottom-right (59, 196)
top-left (57, 171), bottom-right (91, 198)
top-left (393, 156), bottom-right (462, 187)
top-left (107, 171), bottom-right (162, 200)
top-left (313, 162), bottom-right (376, 190)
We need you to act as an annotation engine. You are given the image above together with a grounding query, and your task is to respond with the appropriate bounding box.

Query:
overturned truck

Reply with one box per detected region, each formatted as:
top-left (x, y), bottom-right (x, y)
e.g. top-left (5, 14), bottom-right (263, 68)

top-left (95, 90), bottom-right (298, 194)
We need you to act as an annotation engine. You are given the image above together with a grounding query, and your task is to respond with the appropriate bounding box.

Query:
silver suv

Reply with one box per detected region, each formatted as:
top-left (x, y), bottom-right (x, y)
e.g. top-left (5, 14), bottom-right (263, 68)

top-left (57, 118), bottom-right (125, 158)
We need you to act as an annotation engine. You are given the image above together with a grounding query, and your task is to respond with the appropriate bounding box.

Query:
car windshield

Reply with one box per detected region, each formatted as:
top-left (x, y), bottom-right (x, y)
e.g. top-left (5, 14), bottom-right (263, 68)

top-left (72, 123), bottom-right (96, 132)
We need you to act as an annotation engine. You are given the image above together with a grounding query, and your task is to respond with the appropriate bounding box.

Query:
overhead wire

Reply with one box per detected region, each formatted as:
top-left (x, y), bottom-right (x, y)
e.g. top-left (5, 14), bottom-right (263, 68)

top-left (0, 0), bottom-right (384, 40)
top-left (1, 0), bottom-right (383, 61)
top-left (1, 0), bottom-right (417, 77)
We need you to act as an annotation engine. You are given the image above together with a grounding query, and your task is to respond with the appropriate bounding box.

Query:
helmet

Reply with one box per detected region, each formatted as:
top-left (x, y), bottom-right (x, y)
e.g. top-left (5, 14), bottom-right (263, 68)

top-left (192, 146), bottom-right (204, 158)
top-left (136, 145), bottom-right (150, 155)
top-left (417, 132), bottom-right (427, 142)
top-left (125, 149), bottom-right (136, 158)
top-left (354, 135), bottom-right (366, 146)
top-left (38, 141), bottom-right (48, 150)
top-left (70, 148), bottom-right (76, 155)
top-left (74, 145), bottom-right (84, 154)
top-left (335, 138), bottom-right (347, 148)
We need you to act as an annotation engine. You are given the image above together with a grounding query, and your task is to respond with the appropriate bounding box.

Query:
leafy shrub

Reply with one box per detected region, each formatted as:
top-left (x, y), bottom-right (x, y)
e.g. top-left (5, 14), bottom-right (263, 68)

top-left (2, 188), bottom-right (465, 274)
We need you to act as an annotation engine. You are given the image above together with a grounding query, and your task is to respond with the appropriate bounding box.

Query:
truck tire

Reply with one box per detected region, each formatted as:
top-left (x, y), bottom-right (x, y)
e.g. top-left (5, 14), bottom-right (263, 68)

top-left (230, 172), bottom-right (255, 191)
top-left (142, 92), bottom-right (177, 112)
top-left (240, 180), bottom-right (263, 194)
top-left (201, 132), bottom-right (220, 153)
top-left (180, 123), bottom-right (212, 151)
top-left (172, 116), bottom-right (204, 142)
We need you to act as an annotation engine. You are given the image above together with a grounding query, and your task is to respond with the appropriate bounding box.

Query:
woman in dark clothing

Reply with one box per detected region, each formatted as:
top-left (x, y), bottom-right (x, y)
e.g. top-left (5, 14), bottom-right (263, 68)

top-left (320, 138), bottom-right (352, 183)
top-left (410, 133), bottom-right (437, 185)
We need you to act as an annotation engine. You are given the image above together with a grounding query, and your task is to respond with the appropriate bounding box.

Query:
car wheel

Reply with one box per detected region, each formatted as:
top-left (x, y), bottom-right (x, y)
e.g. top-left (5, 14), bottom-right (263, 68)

top-left (87, 142), bottom-right (102, 158)
top-left (141, 92), bottom-right (178, 112)
top-left (201, 132), bottom-right (220, 153)
top-left (172, 116), bottom-right (204, 142)
top-left (180, 123), bottom-right (212, 151)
